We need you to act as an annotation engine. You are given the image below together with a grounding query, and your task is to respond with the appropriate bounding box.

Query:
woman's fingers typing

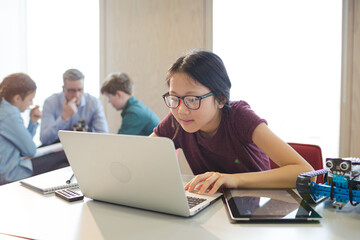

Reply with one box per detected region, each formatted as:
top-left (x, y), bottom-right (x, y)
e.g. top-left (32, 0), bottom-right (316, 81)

top-left (198, 172), bottom-right (221, 194)
top-left (185, 172), bottom-right (225, 195)
top-left (185, 172), bottom-right (212, 192)
top-left (185, 172), bottom-right (239, 195)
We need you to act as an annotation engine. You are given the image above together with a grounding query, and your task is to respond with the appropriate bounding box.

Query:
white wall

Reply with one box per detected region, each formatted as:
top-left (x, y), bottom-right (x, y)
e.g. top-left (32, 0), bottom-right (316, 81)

top-left (100, 0), bottom-right (212, 133)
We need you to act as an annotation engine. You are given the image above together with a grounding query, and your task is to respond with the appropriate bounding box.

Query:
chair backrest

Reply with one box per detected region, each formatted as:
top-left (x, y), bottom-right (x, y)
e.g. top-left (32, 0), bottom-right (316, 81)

top-left (269, 142), bottom-right (324, 183)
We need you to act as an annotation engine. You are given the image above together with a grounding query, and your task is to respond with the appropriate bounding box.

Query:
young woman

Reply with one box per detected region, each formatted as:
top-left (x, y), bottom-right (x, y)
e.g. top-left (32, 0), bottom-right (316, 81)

top-left (0, 73), bottom-right (42, 185)
top-left (151, 50), bottom-right (314, 195)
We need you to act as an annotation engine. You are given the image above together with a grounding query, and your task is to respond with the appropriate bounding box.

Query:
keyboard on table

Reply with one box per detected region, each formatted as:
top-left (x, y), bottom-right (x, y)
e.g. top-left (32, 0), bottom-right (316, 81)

top-left (187, 196), bottom-right (206, 209)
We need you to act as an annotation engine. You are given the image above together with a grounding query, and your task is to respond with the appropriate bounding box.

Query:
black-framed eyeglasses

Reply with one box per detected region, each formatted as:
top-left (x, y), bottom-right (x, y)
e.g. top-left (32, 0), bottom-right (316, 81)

top-left (162, 92), bottom-right (214, 110)
top-left (65, 87), bottom-right (84, 94)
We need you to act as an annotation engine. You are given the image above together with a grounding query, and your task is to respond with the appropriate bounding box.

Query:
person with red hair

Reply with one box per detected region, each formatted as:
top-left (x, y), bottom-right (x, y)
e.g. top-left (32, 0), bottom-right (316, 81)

top-left (0, 73), bottom-right (42, 184)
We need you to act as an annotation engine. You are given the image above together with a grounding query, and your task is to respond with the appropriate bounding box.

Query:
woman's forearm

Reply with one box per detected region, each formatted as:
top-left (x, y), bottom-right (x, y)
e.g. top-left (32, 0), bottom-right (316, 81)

top-left (233, 163), bottom-right (314, 189)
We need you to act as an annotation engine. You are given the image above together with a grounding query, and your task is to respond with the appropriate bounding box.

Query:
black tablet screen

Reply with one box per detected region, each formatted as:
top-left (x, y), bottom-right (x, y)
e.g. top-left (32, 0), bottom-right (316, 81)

top-left (223, 189), bottom-right (322, 222)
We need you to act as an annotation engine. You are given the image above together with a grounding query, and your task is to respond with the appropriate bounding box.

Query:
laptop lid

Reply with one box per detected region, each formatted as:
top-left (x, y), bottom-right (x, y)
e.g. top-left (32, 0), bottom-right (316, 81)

top-left (223, 188), bottom-right (322, 222)
top-left (58, 131), bottom-right (221, 217)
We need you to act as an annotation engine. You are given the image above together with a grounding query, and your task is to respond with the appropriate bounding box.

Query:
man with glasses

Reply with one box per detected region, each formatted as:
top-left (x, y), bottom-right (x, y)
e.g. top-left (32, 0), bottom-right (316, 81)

top-left (40, 69), bottom-right (108, 145)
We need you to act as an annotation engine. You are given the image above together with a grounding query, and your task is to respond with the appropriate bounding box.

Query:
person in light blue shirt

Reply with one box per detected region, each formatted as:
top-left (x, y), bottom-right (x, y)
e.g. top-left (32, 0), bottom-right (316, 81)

top-left (40, 69), bottom-right (108, 145)
top-left (101, 72), bottom-right (160, 136)
top-left (0, 73), bottom-right (42, 185)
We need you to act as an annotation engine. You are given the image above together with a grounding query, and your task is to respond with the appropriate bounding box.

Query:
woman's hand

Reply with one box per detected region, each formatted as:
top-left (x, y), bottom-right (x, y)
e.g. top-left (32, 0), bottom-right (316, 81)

top-left (184, 172), bottom-right (239, 195)
top-left (30, 105), bottom-right (42, 123)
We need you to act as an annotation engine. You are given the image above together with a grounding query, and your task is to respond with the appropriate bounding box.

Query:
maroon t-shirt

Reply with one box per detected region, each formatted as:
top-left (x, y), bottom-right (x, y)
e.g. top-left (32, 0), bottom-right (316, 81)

top-left (154, 101), bottom-right (270, 175)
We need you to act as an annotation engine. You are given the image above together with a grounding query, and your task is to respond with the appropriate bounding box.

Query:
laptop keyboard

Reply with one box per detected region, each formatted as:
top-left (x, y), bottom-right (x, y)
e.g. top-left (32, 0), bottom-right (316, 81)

top-left (187, 196), bottom-right (207, 209)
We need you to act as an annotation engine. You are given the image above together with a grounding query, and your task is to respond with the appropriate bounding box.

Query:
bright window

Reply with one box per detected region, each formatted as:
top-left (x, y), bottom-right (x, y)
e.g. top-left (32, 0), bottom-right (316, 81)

top-left (26, 0), bottom-right (99, 145)
top-left (213, 0), bottom-right (342, 159)
top-left (0, 0), bottom-right (27, 78)
top-left (27, 0), bottom-right (100, 105)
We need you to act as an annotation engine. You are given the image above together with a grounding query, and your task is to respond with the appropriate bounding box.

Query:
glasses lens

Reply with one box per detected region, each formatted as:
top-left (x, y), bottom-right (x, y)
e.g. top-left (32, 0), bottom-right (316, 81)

top-left (184, 96), bottom-right (200, 110)
top-left (67, 88), bottom-right (83, 94)
top-left (165, 95), bottom-right (179, 108)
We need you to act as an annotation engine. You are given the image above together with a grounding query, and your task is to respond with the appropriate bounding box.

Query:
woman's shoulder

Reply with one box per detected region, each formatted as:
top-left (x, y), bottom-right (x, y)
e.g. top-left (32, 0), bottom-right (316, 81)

top-left (0, 99), bottom-right (19, 118)
top-left (0, 101), bottom-right (22, 131)
top-left (226, 100), bottom-right (253, 114)
top-left (154, 112), bottom-right (175, 137)
top-left (223, 100), bottom-right (266, 139)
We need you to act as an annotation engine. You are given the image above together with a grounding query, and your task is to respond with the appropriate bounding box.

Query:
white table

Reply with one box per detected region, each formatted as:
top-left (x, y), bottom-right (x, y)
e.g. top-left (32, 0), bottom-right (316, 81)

top-left (0, 168), bottom-right (359, 240)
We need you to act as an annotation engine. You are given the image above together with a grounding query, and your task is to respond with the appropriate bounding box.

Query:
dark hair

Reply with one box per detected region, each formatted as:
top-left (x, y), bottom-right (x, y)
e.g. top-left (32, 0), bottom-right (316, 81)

top-left (0, 73), bottom-right (37, 103)
top-left (166, 50), bottom-right (231, 140)
top-left (166, 50), bottom-right (231, 107)
top-left (63, 69), bottom-right (84, 84)
top-left (101, 72), bottom-right (134, 95)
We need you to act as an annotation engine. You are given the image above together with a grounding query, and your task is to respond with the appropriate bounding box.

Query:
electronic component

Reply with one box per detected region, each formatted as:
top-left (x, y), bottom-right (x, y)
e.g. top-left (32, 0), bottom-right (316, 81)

top-left (296, 157), bottom-right (360, 209)
top-left (55, 189), bottom-right (84, 202)
top-left (72, 120), bottom-right (89, 132)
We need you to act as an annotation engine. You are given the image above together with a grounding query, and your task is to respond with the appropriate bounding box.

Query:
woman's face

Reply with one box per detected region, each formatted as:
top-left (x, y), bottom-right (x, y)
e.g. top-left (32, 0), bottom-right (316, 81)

top-left (168, 72), bottom-right (222, 138)
top-left (13, 90), bottom-right (36, 112)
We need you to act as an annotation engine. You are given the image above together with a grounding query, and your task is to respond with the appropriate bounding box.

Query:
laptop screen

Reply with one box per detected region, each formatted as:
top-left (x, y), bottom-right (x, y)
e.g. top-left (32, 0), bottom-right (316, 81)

top-left (223, 188), bottom-right (322, 222)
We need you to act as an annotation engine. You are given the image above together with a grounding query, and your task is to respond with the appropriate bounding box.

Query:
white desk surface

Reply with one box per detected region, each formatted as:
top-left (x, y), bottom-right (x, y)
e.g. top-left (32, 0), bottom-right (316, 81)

top-left (0, 167), bottom-right (359, 240)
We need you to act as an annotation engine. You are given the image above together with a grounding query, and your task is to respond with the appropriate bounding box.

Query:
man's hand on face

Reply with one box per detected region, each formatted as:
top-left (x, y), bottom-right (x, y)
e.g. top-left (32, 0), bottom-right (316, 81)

top-left (61, 97), bottom-right (78, 122)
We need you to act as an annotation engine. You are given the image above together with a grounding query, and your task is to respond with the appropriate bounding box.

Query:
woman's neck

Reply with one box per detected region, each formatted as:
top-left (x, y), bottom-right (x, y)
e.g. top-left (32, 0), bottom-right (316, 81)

top-left (199, 110), bottom-right (223, 138)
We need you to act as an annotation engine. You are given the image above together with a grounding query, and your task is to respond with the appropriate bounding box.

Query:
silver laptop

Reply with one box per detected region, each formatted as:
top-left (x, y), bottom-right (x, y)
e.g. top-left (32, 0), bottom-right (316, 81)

top-left (58, 131), bottom-right (222, 217)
